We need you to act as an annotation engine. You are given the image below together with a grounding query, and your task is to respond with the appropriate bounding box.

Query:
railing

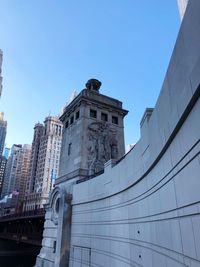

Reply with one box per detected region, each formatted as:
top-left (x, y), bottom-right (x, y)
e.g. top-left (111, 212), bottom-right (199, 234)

top-left (0, 208), bottom-right (45, 221)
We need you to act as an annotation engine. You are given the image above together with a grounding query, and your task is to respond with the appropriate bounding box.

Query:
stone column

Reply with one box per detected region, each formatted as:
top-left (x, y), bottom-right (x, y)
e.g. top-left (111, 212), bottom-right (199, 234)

top-left (55, 191), bottom-right (72, 267)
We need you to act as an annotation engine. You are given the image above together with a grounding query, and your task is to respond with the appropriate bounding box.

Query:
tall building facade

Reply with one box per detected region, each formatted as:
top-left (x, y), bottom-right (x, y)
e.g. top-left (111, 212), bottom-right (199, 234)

top-left (26, 123), bottom-right (44, 194)
top-left (0, 49), bottom-right (3, 98)
top-left (1, 144), bottom-right (22, 198)
top-left (25, 116), bottom-right (63, 211)
top-left (12, 144), bottom-right (31, 212)
top-left (0, 156), bottom-right (7, 196)
top-left (0, 112), bottom-right (7, 156)
top-left (177, 0), bottom-right (189, 20)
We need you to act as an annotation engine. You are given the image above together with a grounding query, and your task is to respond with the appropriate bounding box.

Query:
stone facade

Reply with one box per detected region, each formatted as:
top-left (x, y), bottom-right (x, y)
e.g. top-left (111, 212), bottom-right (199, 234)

top-left (35, 1), bottom-right (200, 266)
top-left (35, 83), bottom-right (128, 267)
top-left (58, 81), bottom-right (128, 184)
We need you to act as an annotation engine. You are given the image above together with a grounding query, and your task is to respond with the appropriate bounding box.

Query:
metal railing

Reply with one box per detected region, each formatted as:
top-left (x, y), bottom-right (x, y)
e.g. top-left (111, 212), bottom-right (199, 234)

top-left (0, 208), bottom-right (45, 221)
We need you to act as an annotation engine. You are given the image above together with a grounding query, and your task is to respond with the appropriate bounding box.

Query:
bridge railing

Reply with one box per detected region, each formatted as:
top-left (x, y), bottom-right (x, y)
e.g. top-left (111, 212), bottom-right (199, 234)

top-left (0, 208), bottom-right (45, 221)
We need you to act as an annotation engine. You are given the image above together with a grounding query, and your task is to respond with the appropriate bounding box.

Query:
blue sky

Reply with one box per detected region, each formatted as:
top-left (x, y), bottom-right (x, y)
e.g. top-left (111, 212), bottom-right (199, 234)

top-left (0, 0), bottom-right (180, 148)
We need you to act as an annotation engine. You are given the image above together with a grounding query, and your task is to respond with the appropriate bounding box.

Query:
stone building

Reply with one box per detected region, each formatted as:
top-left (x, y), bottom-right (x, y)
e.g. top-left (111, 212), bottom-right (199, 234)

top-left (57, 79), bottom-right (127, 184)
top-left (35, 1), bottom-right (200, 267)
top-left (35, 80), bottom-right (128, 266)
top-left (24, 116), bottom-right (63, 211)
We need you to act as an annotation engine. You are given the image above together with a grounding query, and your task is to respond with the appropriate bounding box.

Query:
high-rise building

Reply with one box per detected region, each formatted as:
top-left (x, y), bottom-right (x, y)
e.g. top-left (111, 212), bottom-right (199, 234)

top-left (0, 112), bottom-right (7, 156)
top-left (24, 116), bottom-right (63, 211)
top-left (1, 144), bottom-right (31, 213)
top-left (0, 49), bottom-right (3, 98)
top-left (26, 123), bottom-right (44, 194)
top-left (177, 0), bottom-right (189, 20)
top-left (1, 144), bottom-right (22, 198)
top-left (12, 144), bottom-right (31, 212)
top-left (0, 156), bottom-right (7, 196)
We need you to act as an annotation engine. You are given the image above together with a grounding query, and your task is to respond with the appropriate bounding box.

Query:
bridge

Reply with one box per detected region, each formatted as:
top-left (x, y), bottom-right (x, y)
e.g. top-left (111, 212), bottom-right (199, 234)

top-left (0, 208), bottom-right (45, 246)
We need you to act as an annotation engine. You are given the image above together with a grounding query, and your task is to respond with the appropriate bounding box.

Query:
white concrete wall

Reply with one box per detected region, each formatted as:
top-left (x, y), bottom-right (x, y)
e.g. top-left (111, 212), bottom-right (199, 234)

top-left (70, 1), bottom-right (200, 266)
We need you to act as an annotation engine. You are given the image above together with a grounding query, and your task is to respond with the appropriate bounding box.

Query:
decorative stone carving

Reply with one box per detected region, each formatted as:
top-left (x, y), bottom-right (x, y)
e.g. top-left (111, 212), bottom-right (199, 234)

top-left (87, 122), bottom-right (118, 175)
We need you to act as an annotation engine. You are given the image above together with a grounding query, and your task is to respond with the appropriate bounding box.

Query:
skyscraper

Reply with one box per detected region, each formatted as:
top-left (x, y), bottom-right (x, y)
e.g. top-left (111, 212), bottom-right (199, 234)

top-left (1, 144), bottom-right (31, 213)
top-left (0, 49), bottom-right (3, 98)
top-left (1, 144), bottom-right (22, 198)
top-left (177, 0), bottom-right (189, 20)
top-left (0, 112), bottom-right (7, 156)
top-left (24, 116), bottom-right (63, 211)
top-left (0, 156), bottom-right (7, 196)
top-left (12, 144), bottom-right (31, 213)
top-left (26, 123), bottom-right (44, 194)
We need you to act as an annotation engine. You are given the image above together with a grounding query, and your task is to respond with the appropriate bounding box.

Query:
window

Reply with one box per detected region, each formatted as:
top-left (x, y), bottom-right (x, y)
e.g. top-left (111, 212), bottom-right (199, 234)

top-left (90, 109), bottom-right (97, 118)
top-left (70, 116), bottom-right (74, 125)
top-left (112, 116), bottom-right (118, 125)
top-left (53, 240), bottom-right (56, 253)
top-left (68, 143), bottom-right (72, 156)
top-left (76, 111), bottom-right (80, 120)
top-left (101, 113), bottom-right (108, 122)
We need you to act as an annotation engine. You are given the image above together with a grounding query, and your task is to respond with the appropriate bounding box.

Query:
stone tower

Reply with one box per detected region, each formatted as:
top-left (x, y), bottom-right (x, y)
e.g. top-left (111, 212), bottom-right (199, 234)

top-left (34, 79), bottom-right (128, 267)
top-left (58, 79), bottom-right (128, 184)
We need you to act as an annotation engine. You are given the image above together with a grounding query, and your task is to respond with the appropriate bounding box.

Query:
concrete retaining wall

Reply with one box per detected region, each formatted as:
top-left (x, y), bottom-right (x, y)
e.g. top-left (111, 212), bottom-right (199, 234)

top-left (70, 1), bottom-right (200, 266)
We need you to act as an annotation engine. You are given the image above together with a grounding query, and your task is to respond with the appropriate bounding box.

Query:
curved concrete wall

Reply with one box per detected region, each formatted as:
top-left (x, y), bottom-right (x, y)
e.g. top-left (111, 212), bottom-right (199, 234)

top-left (70, 1), bottom-right (200, 266)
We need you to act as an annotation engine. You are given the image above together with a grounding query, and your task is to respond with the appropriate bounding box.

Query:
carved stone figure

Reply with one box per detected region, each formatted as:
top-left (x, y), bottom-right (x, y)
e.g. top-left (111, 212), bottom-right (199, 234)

top-left (87, 122), bottom-right (118, 175)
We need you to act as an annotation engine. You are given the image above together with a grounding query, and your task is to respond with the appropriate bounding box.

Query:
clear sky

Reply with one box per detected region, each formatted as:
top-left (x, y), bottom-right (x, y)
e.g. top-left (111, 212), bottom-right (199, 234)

top-left (0, 0), bottom-right (180, 149)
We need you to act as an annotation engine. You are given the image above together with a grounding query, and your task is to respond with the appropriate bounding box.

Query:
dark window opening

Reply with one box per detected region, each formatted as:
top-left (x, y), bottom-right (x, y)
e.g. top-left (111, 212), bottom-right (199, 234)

top-left (70, 116), bottom-right (74, 125)
top-left (90, 109), bottom-right (97, 118)
top-left (53, 241), bottom-right (56, 253)
top-left (55, 198), bottom-right (60, 214)
top-left (76, 111), bottom-right (80, 120)
top-left (65, 121), bottom-right (69, 128)
top-left (112, 116), bottom-right (118, 124)
top-left (101, 113), bottom-right (108, 122)
top-left (68, 143), bottom-right (72, 156)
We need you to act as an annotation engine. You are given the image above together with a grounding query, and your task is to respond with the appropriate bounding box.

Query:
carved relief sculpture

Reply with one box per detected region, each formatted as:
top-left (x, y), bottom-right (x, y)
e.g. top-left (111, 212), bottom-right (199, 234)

top-left (87, 122), bottom-right (118, 175)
